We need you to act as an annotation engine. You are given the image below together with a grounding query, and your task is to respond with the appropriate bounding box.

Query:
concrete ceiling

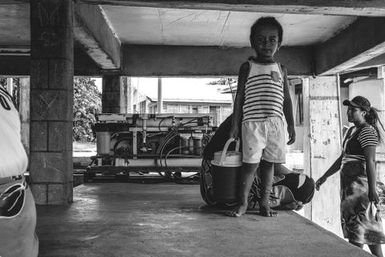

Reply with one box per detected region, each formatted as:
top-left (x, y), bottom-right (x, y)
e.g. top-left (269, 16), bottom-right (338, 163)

top-left (0, 4), bottom-right (29, 47)
top-left (2, 1), bottom-right (385, 76)
top-left (103, 6), bottom-right (356, 47)
top-left (0, 4), bottom-right (356, 48)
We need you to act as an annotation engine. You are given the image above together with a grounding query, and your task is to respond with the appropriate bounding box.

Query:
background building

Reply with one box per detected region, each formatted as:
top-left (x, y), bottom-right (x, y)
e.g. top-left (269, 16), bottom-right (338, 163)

top-left (131, 77), bottom-right (233, 126)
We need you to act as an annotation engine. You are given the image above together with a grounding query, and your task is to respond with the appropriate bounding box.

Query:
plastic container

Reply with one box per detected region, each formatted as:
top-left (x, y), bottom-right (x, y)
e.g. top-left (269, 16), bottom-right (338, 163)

top-left (96, 131), bottom-right (111, 155)
top-left (211, 138), bottom-right (242, 203)
top-left (188, 136), bottom-right (194, 154)
top-left (179, 134), bottom-right (190, 154)
top-left (193, 136), bottom-right (202, 156)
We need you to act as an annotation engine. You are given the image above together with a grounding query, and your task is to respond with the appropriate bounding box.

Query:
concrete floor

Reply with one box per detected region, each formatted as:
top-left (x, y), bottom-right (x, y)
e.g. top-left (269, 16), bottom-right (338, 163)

top-left (36, 183), bottom-right (373, 257)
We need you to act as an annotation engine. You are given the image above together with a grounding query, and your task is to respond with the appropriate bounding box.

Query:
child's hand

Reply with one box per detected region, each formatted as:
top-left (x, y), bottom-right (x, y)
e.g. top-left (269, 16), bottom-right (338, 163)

top-left (287, 125), bottom-right (295, 145)
top-left (295, 201), bottom-right (303, 211)
top-left (229, 126), bottom-right (240, 140)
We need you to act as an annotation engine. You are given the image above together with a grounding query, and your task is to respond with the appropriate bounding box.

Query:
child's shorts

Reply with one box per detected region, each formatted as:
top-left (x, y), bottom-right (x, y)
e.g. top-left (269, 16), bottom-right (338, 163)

top-left (241, 116), bottom-right (286, 164)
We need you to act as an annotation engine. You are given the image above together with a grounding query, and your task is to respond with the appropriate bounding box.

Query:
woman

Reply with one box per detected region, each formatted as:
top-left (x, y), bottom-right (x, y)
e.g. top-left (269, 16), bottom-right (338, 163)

top-left (0, 86), bottom-right (38, 257)
top-left (316, 96), bottom-right (385, 257)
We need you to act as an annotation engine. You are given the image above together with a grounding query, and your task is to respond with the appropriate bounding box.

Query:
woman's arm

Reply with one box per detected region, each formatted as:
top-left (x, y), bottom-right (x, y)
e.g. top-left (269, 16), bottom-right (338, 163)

top-left (229, 62), bottom-right (249, 139)
top-left (363, 145), bottom-right (379, 203)
top-left (315, 154), bottom-right (343, 190)
top-left (282, 65), bottom-right (295, 145)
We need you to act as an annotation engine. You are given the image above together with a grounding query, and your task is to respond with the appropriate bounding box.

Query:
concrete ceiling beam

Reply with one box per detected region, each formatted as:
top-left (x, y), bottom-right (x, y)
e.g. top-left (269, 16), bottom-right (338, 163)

top-left (350, 54), bottom-right (385, 71)
top-left (0, 1), bottom-right (28, 3)
top-left (74, 3), bottom-right (121, 70)
top-left (0, 45), bottom-right (29, 56)
top-left (80, 0), bottom-right (385, 17)
top-left (0, 48), bottom-right (101, 76)
top-left (122, 45), bottom-right (313, 76)
top-left (315, 17), bottom-right (385, 75)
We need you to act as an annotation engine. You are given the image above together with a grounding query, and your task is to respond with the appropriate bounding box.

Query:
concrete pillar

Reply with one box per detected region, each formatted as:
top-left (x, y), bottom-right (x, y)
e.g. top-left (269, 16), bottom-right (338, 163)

top-left (303, 76), bottom-right (342, 236)
top-left (102, 74), bottom-right (129, 113)
top-left (126, 77), bottom-right (133, 113)
top-left (119, 76), bottom-right (132, 114)
top-left (375, 67), bottom-right (385, 184)
top-left (19, 78), bottom-right (30, 155)
top-left (30, 0), bottom-right (74, 205)
top-left (157, 77), bottom-right (163, 114)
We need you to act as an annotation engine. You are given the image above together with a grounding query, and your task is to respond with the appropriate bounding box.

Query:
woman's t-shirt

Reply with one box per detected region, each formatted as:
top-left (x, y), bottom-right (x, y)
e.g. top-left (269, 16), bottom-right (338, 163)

top-left (342, 124), bottom-right (378, 162)
top-left (0, 87), bottom-right (28, 177)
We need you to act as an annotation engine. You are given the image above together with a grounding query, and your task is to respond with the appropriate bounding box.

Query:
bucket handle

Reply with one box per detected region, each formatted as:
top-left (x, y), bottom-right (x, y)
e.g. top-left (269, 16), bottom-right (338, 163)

top-left (219, 138), bottom-right (240, 165)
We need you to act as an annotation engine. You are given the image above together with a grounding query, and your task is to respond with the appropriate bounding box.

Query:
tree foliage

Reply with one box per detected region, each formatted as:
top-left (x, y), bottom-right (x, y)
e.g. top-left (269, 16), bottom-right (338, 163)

top-left (207, 77), bottom-right (238, 94)
top-left (73, 77), bottom-right (101, 142)
top-left (207, 77), bottom-right (237, 86)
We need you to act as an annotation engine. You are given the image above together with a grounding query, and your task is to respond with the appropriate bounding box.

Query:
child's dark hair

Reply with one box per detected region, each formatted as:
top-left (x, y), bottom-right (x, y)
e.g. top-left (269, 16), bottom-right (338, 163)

top-left (365, 107), bottom-right (385, 142)
top-left (250, 17), bottom-right (283, 48)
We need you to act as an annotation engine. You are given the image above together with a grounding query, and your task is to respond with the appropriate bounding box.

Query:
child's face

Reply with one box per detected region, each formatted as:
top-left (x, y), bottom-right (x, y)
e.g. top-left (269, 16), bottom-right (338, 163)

top-left (252, 25), bottom-right (280, 59)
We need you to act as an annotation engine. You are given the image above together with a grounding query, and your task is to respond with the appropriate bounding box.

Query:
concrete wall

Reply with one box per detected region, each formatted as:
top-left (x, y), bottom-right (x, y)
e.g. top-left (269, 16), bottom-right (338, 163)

top-left (348, 78), bottom-right (385, 184)
top-left (349, 78), bottom-right (384, 110)
top-left (303, 76), bottom-right (343, 236)
top-left (340, 87), bottom-right (349, 129)
top-left (288, 80), bottom-right (304, 151)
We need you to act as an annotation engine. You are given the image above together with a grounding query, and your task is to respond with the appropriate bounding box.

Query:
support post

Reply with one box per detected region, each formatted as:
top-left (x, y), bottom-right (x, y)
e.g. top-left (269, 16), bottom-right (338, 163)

top-left (102, 74), bottom-right (129, 113)
top-left (303, 76), bottom-right (342, 236)
top-left (376, 66), bottom-right (385, 184)
top-left (119, 76), bottom-right (132, 114)
top-left (126, 77), bottom-right (133, 113)
top-left (157, 77), bottom-right (163, 114)
top-left (30, 0), bottom-right (74, 205)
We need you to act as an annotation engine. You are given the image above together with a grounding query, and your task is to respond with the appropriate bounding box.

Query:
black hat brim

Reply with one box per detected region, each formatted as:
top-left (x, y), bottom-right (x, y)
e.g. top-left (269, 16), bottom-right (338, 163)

top-left (343, 99), bottom-right (360, 108)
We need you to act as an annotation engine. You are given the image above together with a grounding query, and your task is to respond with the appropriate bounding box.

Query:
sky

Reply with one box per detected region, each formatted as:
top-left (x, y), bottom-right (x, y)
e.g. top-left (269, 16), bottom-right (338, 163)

top-left (94, 77), bottom-right (234, 102)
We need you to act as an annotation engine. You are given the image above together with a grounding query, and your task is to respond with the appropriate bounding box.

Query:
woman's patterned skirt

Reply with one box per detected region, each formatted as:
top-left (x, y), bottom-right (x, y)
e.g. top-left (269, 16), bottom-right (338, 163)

top-left (341, 161), bottom-right (385, 245)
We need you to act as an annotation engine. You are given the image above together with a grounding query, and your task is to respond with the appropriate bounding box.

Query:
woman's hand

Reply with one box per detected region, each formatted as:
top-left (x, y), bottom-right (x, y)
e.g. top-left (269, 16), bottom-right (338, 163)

top-left (368, 189), bottom-right (379, 204)
top-left (315, 176), bottom-right (327, 191)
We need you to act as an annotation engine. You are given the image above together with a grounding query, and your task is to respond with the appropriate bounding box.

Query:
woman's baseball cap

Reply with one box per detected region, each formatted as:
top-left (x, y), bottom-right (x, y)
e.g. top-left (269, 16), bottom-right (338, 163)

top-left (343, 96), bottom-right (371, 112)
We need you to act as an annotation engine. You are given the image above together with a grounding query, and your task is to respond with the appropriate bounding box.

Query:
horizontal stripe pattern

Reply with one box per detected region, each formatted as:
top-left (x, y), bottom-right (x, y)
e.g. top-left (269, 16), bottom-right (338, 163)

top-left (358, 126), bottom-right (378, 148)
top-left (342, 155), bottom-right (366, 164)
top-left (242, 62), bottom-right (284, 122)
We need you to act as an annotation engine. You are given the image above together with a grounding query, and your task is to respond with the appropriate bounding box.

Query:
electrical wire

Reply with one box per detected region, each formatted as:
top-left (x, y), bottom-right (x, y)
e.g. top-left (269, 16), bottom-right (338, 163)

top-left (158, 116), bottom-right (174, 132)
top-left (156, 129), bottom-right (179, 178)
top-left (163, 144), bottom-right (200, 184)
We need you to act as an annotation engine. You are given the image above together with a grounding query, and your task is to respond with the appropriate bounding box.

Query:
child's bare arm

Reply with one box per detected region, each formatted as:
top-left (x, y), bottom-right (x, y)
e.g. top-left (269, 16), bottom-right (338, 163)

top-left (281, 65), bottom-right (295, 145)
top-left (230, 62), bottom-right (249, 139)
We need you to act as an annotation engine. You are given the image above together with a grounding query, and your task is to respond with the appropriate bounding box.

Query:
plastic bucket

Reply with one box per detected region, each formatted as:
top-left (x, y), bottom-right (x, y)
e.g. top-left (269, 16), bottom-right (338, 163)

top-left (193, 136), bottom-right (202, 155)
top-left (211, 138), bottom-right (242, 203)
top-left (96, 131), bottom-right (111, 155)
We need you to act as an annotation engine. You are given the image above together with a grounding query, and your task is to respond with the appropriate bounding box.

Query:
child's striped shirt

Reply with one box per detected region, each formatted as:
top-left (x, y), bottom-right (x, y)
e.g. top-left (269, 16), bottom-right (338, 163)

top-left (242, 61), bottom-right (284, 122)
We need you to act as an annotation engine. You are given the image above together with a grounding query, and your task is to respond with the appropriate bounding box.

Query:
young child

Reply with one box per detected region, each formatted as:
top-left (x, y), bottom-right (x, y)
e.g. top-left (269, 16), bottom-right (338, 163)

top-left (228, 17), bottom-right (295, 217)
